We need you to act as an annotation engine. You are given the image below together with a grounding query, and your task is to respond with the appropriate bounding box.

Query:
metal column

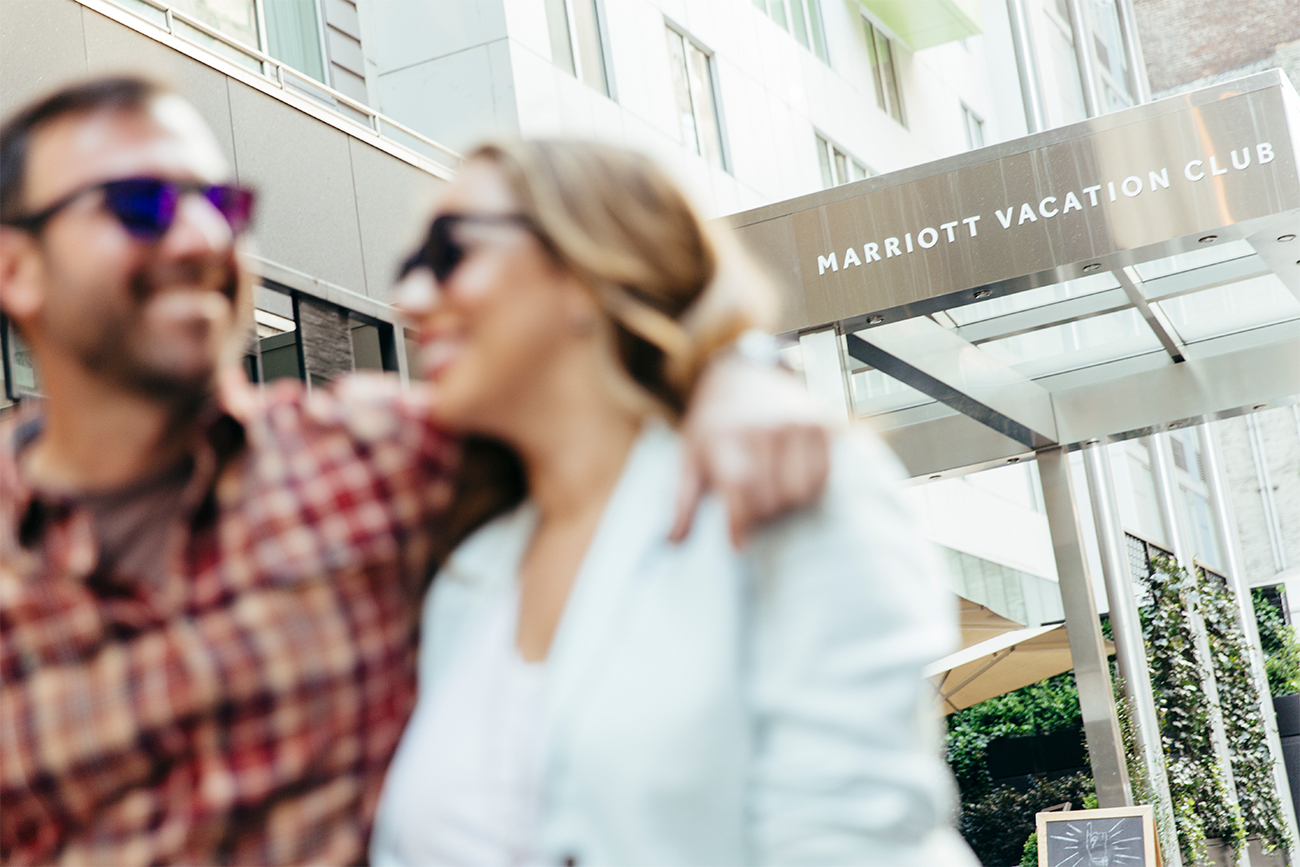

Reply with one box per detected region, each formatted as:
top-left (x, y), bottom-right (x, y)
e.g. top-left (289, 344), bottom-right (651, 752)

top-left (1114, 0), bottom-right (1152, 103)
top-left (1064, 0), bottom-right (1103, 117)
top-left (1038, 445), bottom-right (1132, 806)
top-left (798, 327), bottom-right (853, 423)
top-left (1006, 0), bottom-right (1048, 133)
top-left (1200, 423), bottom-right (1300, 856)
top-left (1082, 440), bottom-right (1182, 865)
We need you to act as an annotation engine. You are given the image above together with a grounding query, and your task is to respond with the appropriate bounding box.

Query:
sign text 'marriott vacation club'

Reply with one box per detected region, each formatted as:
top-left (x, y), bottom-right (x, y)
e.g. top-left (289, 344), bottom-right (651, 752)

top-left (814, 141), bottom-right (1277, 277)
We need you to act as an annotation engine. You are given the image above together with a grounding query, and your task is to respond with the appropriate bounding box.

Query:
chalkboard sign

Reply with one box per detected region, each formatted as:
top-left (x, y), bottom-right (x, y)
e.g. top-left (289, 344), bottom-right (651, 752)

top-left (1036, 805), bottom-right (1158, 867)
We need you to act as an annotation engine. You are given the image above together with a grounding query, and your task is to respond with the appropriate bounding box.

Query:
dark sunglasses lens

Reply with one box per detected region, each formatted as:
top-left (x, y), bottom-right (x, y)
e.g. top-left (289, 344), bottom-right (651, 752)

top-left (425, 216), bottom-right (465, 282)
top-left (204, 185), bottom-right (256, 235)
top-left (103, 179), bottom-right (176, 239)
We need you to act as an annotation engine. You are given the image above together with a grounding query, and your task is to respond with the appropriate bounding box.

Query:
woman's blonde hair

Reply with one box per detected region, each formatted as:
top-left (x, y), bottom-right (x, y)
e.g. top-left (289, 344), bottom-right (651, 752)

top-left (427, 139), bottom-right (779, 571)
top-left (469, 138), bottom-right (777, 415)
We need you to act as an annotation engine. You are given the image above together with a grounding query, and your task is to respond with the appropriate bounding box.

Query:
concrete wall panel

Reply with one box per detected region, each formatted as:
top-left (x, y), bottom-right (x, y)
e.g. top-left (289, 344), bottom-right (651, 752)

top-left (80, 8), bottom-right (237, 166)
top-left (369, 0), bottom-right (507, 75)
top-left (227, 80), bottom-right (367, 294)
top-left (377, 45), bottom-right (510, 151)
top-left (0, 0), bottom-right (89, 118)
top-left (347, 137), bottom-right (446, 303)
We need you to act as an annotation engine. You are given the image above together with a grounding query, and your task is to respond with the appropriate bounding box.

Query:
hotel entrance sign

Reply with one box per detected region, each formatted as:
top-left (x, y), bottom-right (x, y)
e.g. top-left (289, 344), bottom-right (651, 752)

top-left (730, 72), bottom-right (1300, 334)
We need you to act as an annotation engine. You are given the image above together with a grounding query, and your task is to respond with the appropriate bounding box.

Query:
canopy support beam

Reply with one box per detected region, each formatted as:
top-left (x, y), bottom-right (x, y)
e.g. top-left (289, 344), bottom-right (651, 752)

top-left (1038, 445), bottom-right (1132, 807)
top-left (845, 321), bottom-right (1058, 449)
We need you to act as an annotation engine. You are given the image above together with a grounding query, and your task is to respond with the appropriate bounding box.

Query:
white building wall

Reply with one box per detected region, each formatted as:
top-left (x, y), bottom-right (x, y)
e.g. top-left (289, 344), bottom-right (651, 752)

top-left (366, 0), bottom-right (1011, 219)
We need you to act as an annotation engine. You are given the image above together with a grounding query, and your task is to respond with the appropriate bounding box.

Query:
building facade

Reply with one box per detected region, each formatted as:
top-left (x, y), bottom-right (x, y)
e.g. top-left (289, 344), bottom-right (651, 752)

top-left (3, 1), bottom-right (1300, 856)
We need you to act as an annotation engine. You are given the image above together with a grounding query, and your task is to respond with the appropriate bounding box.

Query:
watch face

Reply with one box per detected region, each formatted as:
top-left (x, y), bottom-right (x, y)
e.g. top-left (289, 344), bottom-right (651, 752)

top-left (1044, 815), bottom-right (1146, 867)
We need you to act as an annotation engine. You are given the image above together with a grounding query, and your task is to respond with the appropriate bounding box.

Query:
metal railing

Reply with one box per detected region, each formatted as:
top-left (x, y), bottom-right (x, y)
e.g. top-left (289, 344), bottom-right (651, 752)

top-left (89, 0), bottom-right (463, 170)
top-left (1125, 531), bottom-right (1176, 599)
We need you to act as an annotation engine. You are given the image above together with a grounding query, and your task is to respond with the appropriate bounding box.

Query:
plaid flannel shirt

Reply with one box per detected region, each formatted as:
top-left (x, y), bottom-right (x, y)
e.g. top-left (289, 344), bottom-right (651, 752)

top-left (0, 374), bottom-right (458, 866)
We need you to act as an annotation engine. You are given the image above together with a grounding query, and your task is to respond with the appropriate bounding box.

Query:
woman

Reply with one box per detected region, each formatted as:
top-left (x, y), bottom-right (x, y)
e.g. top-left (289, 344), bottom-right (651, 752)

top-left (370, 140), bottom-right (975, 866)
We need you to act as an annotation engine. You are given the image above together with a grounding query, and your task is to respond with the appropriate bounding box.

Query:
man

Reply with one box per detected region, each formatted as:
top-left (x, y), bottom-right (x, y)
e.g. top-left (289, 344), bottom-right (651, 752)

top-left (0, 77), bottom-right (830, 865)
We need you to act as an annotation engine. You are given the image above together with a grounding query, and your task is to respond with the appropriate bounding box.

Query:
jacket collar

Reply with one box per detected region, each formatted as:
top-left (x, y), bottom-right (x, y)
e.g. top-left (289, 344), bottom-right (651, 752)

top-left (543, 421), bottom-right (680, 731)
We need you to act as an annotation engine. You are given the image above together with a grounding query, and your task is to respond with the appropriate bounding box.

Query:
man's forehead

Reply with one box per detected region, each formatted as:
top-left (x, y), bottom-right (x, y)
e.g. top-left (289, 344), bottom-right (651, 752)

top-left (25, 95), bottom-right (231, 202)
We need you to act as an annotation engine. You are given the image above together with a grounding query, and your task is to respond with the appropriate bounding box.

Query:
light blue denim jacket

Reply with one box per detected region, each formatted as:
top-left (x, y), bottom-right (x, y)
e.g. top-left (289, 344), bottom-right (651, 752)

top-left (372, 422), bottom-right (977, 866)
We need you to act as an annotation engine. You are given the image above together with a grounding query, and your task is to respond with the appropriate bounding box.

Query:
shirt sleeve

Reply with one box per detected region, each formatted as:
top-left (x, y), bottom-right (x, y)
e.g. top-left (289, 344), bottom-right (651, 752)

top-left (745, 430), bottom-right (979, 866)
top-left (271, 372), bottom-right (461, 586)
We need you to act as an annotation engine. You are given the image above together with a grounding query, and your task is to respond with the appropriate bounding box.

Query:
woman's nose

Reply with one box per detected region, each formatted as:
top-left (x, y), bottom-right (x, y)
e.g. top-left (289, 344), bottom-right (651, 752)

top-left (394, 268), bottom-right (438, 318)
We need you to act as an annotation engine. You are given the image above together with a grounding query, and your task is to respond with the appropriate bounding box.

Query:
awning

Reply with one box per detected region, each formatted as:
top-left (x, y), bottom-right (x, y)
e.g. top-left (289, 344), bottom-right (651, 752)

top-left (957, 595), bottom-right (1025, 649)
top-left (859, 0), bottom-right (983, 51)
top-left (729, 71), bottom-right (1300, 479)
top-left (924, 623), bottom-right (1112, 713)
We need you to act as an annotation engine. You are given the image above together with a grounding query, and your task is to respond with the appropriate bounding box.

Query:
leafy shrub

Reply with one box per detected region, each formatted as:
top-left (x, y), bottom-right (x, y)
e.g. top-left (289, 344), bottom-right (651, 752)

top-left (1142, 555), bottom-right (1244, 861)
top-left (958, 773), bottom-right (1095, 867)
top-left (1253, 588), bottom-right (1300, 697)
top-left (947, 673), bottom-right (1084, 802)
top-left (946, 673), bottom-right (1088, 864)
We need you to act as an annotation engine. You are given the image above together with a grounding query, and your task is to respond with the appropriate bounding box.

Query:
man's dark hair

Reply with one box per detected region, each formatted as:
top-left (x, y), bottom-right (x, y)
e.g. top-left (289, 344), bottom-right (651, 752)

top-left (0, 76), bottom-right (169, 222)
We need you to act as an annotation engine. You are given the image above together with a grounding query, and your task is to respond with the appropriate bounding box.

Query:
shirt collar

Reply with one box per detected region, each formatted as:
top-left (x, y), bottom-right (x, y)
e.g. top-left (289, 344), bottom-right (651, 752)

top-left (1, 373), bottom-right (254, 550)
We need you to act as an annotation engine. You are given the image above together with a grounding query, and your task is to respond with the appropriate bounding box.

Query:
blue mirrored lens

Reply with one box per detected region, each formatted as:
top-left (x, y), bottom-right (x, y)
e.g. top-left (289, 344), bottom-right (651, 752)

top-left (102, 179), bottom-right (177, 239)
top-left (204, 185), bottom-right (255, 235)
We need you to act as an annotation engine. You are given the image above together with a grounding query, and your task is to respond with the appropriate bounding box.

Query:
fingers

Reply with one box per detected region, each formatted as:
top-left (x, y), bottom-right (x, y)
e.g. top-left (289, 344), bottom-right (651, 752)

top-left (780, 425), bottom-right (830, 512)
top-left (670, 447), bottom-right (705, 543)
top-left (716, 432), bottom-right (774, 548)
top-left (722, 426), bottom-right (829, 547)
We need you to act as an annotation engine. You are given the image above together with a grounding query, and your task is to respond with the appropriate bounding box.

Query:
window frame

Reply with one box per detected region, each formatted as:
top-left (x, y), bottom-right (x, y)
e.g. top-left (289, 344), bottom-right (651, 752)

top-left (961, 103), bottom-right (985, 150)
top-left (862, 15), bottom-right (905, 127)
top-left (754, 0), bottom-right (829, 64)
top-left (665, 21), bottom-right (730, 173)
top-left (546, 0), bottom-right (616, 99)
top-left (815, 132), bottom-right (872, 189)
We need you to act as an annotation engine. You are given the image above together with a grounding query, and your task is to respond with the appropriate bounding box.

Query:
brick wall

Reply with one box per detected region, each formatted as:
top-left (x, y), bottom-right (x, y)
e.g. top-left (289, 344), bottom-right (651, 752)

top-left (1132, 0), bottom-right (1300, 93)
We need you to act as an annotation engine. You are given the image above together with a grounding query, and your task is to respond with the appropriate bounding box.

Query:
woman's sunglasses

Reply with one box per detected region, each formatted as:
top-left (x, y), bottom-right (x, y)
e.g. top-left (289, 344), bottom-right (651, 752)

top-left (2, 176), bottom-right (256, 240)
top-left (399, 212), bottom-right (541, 282)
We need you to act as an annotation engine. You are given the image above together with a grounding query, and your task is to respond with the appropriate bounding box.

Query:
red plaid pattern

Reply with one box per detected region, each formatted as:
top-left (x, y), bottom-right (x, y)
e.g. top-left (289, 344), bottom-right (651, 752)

top-left (0, 374), bottom-right (458, 866)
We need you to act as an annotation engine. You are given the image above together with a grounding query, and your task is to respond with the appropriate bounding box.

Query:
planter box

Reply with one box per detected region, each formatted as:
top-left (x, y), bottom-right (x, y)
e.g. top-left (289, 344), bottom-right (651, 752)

top-left (1205, 836), bottom-right (1288, 866)
top-left (1276, 693), bottom-right (1300, 834)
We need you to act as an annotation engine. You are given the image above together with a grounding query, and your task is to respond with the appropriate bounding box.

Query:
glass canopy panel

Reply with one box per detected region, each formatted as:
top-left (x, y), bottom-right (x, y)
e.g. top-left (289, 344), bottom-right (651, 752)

top-left (1155, 273), bottom-right (1300, 343)
top-left (976, 307), bottom-right (1162, 378)
top-left (850, 366), bottom-right (933, 416)
top-left (947, 271), bottom-right (1120, 325)
top-left (1131, 238), bottom-right (1255, 281)
top-left (1136, 253), bottom-right (1270, 301)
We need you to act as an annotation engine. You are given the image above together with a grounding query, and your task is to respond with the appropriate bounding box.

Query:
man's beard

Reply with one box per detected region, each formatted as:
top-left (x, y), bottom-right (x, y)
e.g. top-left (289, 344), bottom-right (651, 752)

top-left (75, 265), bottom-right (243, 407)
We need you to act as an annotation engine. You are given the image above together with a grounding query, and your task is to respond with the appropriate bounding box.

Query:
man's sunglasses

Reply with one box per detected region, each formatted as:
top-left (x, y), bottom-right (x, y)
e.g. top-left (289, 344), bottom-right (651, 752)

top-left (399, 212), bottom-right (543, 282)
top-left (2, 177), bottom-right (256, 241)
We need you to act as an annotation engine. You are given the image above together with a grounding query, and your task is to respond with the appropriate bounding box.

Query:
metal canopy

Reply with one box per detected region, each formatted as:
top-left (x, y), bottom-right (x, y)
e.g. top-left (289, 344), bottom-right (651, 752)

top-left (729, 71), bottom-right (1300, 478)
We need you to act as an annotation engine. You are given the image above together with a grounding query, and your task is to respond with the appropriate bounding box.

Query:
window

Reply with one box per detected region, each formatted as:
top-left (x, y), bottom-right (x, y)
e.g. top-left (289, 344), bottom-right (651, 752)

top-left (1086, 0), bottom-right (1133, 113)
top-left (546, 0), bottom-right (612, 97)
top-left (666, 26), bottom-right (725, 170)
top-left (247, 284), bottom-right (399, 387)
top-left (263, 0), bottom-right (327, 83)
top-left (815, 133), bottom-right (871, 189)
top-left (1037, 0), bottom-right (1088, 125)
top-left (962, 104), bottom-right (985, 150)
top-left (863, 18), bottom-right (904, 126)
top-left (169, 0), bottom-right (329, 84)
top-left (1, 316), bottom-right (38, 404)
top-left (753, 0), bottom-right (828, 63)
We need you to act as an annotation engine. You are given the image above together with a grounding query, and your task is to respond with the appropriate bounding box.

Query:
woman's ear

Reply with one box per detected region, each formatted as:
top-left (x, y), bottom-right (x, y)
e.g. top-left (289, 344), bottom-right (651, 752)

top-left (559, 275), bottom-right (602, 338)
